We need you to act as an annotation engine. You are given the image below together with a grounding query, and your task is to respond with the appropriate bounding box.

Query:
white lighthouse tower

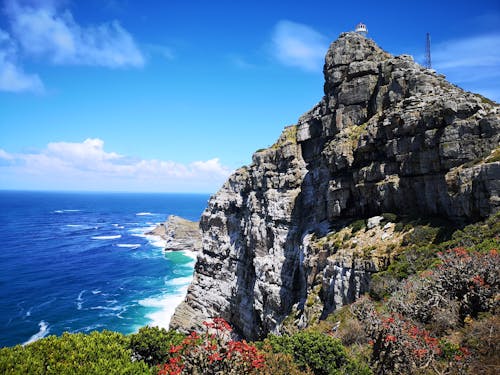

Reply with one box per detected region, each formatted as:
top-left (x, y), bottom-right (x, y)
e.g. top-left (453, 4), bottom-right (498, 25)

top-left (355, 22), bottom-right (368, 37)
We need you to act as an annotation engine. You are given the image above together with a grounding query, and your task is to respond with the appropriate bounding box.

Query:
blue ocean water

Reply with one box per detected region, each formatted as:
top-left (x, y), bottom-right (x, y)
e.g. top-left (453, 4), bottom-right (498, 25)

top-left (0, 191), bottom-right (209, 347)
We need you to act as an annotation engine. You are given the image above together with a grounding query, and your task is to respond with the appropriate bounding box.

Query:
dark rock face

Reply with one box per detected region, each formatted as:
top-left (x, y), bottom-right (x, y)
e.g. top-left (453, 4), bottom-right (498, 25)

top-left (170, 32), bottom-right (500, 339)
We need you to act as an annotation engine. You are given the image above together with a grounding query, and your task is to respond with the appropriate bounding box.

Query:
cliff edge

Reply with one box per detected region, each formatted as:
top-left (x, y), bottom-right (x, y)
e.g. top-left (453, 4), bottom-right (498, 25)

top-left (170, 32), bottom-right (500, 339)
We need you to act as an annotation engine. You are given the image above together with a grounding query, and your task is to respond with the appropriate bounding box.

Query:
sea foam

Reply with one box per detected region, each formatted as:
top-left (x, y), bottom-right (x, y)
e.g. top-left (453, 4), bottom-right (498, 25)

top-left (91, 235), bottom-right (122, 240)
top-left (23, 321), bottom-right (50, 345)
top-left (139, 289), bottom-right (188, 329)
top-left (165, 276), bottom-right (193, 287)
top-left (116, 244), bottom-right (141, 249)
top-left (76, 290), bottom-right (86, 310)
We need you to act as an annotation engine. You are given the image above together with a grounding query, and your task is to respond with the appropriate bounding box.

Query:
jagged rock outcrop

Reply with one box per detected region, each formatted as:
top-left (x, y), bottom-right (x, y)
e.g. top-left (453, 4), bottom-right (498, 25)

top-left (170, 32), bottom-right (500, 339)
top-left (147, 215), bottom-right (201, 252)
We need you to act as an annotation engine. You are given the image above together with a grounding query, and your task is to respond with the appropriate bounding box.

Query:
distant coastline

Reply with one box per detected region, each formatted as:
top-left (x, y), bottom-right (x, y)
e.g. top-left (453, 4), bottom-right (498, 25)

top-left (146, 215), bottom-right (202, 253)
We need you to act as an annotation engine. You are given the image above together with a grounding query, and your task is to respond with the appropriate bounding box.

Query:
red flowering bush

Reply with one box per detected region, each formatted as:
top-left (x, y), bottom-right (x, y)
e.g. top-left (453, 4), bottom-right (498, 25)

top-left (158, 318), bottom-right (265, 375)
top-left (351, 297), bottom-right (470, 374)
top-left (389, 248), bottom-right (499, 329)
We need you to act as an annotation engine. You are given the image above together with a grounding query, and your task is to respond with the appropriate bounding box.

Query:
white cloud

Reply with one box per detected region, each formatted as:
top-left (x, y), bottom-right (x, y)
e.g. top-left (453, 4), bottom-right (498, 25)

top-left (431, 33), bottom-right (500, 102)
top-left (433, 34), bottom-right (500, 70)
top-left (270, 20), bottom-right (328, 72)
top-left (0, 148), bottom-right (14, 160)
top-left (0, 139), bottom-right (232, 192)
top-left (4, 0), bottom-right (145, 68)
top-left (0, 28), bottom-right (44, 93)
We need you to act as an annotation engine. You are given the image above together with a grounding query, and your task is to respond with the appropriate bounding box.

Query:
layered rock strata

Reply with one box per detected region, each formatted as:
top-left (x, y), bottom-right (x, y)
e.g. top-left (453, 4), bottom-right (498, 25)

top-left (170, 32), bottom-right (500, 339)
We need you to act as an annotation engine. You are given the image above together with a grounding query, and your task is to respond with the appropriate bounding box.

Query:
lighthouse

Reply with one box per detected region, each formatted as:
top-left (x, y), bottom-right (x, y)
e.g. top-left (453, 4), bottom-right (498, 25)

top-left (355, 22), bottom-right (368, 37)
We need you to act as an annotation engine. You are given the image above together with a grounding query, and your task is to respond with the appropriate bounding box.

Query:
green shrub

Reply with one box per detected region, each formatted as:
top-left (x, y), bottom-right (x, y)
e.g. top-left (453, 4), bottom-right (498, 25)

top-left (264, 331), bottom-right (368, 375)
top-left (381, 213), bottom-right (398, 222)
top-left (256, 352), bottom-right (313, 375)
top-left (350, 219), bottom-right (366, 234)
top-left (0, 331), bottom-right (152, 375)
top-left (129, 326), bottom-right (184, 366)
top-left (401, 225), bottom-right (440, 246)
top-left (443, 212), bottom-right (500, 250)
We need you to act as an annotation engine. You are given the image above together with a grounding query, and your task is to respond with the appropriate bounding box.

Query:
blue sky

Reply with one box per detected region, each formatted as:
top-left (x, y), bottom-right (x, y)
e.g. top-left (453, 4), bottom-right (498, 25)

top-left (0, 0), bottom-right (499, 193)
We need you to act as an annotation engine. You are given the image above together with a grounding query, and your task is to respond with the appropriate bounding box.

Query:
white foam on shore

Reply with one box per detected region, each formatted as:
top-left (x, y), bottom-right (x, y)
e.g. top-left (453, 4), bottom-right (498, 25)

top-left (139, 286), bottom-right (189, 329)
top-left (23, 321), bottom-right (50, 345)
top-left (149, 237), bottom-right (166, 249)
top-left (129, 225), bottom-right (167, 249)
top-left (91, 235), bottom-right (122, 240)
top-left (165, 276), bottom-right (193, 287)
top-left (116, 244), bottom-right (141, 249)
top-left (129, 225), bottom-right (156, 237)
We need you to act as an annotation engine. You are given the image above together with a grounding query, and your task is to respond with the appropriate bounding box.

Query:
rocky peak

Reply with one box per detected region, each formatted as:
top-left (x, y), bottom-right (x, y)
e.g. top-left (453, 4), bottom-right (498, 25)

top-left (324, 32), bottom-right (390, 94)
top-left (170, 32), bottom-right (499, 340)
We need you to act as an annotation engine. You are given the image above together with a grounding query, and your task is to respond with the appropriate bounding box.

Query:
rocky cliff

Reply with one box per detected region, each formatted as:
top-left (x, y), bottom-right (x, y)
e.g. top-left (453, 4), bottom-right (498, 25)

top-left (170, 32), bottom-right (500, 339)
top-left (147, 215), bottom-right (201, 252)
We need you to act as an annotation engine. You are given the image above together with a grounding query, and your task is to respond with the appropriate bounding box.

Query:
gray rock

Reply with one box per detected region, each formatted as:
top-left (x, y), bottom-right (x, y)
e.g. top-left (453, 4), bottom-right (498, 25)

top-left (170, 32), bottom-right (500, 339)
top-left (146, 215), bottom-right (201, 253)
top-left (367, 216), bottom-right (384, 229)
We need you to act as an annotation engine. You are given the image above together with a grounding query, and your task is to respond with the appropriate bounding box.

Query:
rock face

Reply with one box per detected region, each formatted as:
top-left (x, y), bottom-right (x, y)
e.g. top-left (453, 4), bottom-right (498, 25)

top-left (170, 32), bottom-right (500, 339)
top-left (147, 215), bottom-right (201, 252)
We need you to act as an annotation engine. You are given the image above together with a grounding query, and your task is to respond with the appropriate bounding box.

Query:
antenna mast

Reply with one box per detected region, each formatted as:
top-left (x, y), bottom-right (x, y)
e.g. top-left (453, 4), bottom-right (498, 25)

top-left (425, 32), bottom-right (432, 69)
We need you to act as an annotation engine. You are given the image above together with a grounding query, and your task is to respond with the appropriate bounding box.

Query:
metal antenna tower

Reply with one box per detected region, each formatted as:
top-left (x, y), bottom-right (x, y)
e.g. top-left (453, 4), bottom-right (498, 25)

top-left (425, 32), bottom-right (432, 69)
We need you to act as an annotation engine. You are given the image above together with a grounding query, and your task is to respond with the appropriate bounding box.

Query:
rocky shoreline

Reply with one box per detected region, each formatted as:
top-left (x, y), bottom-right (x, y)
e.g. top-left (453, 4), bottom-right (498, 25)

top-left (146, 215), bottom-right (201, 253)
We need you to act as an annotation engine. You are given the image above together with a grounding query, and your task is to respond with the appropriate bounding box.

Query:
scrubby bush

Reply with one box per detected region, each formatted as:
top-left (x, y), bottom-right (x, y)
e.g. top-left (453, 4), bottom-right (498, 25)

top-left (0, 331), bottom-right (151, 374)
top-left (381, 213), bottom-right (398, 223)
top-left (351, 297), bottom-right (469, 375)
top-left (256, 352), bottom-right (313, 375)
top-left (390, 248), bottom-right (499, 324)
top-left (462, 315), bottom-right (500, 374)
top-left (350, 219), bottom-right (366, 234)
top-left (369, 273), bottom-right (399, 300)
top-left (337, 317), bottom-right (369, 347)
top-left (130, 326), bottom-right (184, 366)
top-left (443, 212), bottom-right (500, 250)
top-left (263, 331), bottom-right (370, 375)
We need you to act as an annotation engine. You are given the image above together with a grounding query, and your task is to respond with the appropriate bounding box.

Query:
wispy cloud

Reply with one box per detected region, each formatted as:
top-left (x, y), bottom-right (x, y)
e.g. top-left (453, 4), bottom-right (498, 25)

top-left (0, 139), bottom-right (231, 192)
top-left (228, 54), bottom-right (255, 69)
top-left (0, 28), bottom-right (44, 93)
top-left (270, 20), bottom-right (328, 72)
top-left (4, 0), bottom-right (145, 68)
top-left (432, 33), bottom-right (500, 102)
top-left (433, 34), bottom-right (500, 70)
top-left (145, 43), bottom-right (175, 61)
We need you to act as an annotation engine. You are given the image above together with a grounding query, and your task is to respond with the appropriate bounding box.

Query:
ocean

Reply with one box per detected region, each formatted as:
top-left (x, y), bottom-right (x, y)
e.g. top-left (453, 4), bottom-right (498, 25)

top-left (0, 191), bottom-right (209, 348)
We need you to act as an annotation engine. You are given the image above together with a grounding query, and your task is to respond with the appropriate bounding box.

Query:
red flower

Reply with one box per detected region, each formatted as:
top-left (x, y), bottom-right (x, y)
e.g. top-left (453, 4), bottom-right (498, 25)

top-left (213, 317), bottom-right (232, 331)
top-left (385, 335), bottom-right (397, 343)
top-left (208, 352), bottom-right (222, 364)
top-left (169, 345), bottom-right (183, 354)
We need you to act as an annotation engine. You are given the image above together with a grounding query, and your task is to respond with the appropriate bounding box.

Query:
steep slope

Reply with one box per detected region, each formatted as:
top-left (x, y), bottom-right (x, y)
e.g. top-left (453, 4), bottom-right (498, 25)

top-left (170, 32), bottom-right (500, 340)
